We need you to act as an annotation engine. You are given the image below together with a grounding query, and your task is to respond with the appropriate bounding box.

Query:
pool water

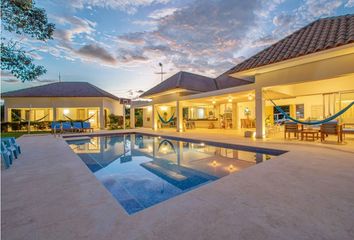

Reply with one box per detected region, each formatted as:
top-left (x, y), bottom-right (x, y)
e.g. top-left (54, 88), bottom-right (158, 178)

top-left (67, 134), bottom-right (283, 214)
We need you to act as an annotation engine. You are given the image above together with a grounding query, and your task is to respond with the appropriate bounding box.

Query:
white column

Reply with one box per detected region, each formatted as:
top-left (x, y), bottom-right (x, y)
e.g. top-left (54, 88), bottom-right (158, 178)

top-left (123, 104), bottom-right (126, 129)
top-left (255, 87), bottom-right (265, 138)
top-left (4, 104), bottom-right (8, 122)
top-left (130, 107), bottom-right (135, 128)
top-left (152, 104), bottom-right (156, 130)
top-left (53, 107), bottom-right (57, 121)
top-left (176, 101), bottom-right (183, 132)
top-left (99, 101), bottom-right (105, 130)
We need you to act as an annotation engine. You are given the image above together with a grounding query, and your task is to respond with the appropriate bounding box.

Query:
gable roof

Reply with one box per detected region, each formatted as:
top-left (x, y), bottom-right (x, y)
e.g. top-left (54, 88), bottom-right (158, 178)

top-left (1, 82), bottom-right (125, 102)
top-left (230, 14), bottom-right (354, 74)
top-left (214, 69), bottom-right (254, 89)
top-left (140, 71), bottom-right (218, 98)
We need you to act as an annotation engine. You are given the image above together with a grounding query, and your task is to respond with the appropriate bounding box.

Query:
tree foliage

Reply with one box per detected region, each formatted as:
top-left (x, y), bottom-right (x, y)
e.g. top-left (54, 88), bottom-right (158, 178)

top-left (0, 0), bottom-right (55, 82)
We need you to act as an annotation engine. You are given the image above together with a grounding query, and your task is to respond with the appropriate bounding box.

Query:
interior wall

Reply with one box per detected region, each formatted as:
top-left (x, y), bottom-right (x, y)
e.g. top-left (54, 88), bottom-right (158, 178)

top-left (265, 95), bottom-right (323, 120)
top-left (142, 108), bottom-right (152, 128)
top-left (237, 101), bottom-right (255, 128)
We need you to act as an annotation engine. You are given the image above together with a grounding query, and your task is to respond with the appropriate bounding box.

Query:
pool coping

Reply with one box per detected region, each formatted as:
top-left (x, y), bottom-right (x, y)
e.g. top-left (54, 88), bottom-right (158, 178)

top-left (63, 131), bottom-right (288, 156)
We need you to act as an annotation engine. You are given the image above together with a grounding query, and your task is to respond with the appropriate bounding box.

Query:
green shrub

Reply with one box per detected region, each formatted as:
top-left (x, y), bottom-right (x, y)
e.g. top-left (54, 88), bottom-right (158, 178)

top-left (108, 114), bottom-right (124, 129)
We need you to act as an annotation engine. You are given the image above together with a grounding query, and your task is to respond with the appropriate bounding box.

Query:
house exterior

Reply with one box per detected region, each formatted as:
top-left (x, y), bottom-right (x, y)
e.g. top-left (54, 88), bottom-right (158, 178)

top-left (2, 82), bottom-right (130, 129)
top-left (132, 14), bottom-right (354, 138)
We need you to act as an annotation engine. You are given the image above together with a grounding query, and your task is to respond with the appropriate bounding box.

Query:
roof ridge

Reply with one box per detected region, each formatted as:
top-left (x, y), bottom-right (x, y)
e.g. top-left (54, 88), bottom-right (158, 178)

top-left (176, 71), bottom-right (183, 87)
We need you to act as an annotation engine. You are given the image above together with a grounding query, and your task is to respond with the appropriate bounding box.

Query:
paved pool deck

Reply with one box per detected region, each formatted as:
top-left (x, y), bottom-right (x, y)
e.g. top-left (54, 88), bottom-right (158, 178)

top-left (2, 129), bottom-right (354, 240)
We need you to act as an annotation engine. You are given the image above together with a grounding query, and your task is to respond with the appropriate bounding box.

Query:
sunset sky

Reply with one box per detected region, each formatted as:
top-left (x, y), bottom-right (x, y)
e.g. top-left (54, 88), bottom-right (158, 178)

top-left (1, 0), bottom-right (353, 98)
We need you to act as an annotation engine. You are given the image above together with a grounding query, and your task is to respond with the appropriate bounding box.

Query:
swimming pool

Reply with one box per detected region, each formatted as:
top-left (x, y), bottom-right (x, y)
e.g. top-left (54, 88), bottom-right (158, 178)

top-left (67, 134), bottom-right (285, 214)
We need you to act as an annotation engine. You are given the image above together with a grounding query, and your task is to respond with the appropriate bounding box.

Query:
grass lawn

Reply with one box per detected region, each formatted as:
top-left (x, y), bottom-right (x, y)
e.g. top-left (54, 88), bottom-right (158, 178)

top-left (1, 131), bottom-right (51, 139)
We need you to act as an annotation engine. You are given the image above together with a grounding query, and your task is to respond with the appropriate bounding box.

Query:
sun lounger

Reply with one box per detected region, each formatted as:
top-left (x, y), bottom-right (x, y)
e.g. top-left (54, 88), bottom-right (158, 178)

top-left (82, 122), bottom-right (93, 132)
top-left (61, 122), bottom-right (73, 133)
top-left (9, 137), bottom-right (21, 154)
top-left (1, 141), bottom-right (13, 167)
top-left (73, 122), bottom-right (83, 132)
top-left (2, 139), bottom-right (19, 159)
top-left (51, 122), bottom-right (61, 133)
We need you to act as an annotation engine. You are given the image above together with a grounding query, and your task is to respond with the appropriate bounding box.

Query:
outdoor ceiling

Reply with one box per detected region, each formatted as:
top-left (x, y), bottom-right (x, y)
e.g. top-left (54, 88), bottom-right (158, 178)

top-left (182, 90), bottom-right (254, 106)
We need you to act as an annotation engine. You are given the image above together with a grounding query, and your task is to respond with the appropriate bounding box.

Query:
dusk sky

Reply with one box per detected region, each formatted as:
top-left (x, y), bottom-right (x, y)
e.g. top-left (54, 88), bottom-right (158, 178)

top-left (1, 0), bottom-right (353, 98)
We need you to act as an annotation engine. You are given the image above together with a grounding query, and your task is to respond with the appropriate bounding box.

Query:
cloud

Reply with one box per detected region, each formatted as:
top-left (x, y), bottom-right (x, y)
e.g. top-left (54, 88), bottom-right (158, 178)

top-left (47, 15), bottom-right (119, 66)
top-left (299, 0), bottom-right (342, 19)
top-left (117, 32), bottom-right (147, 45)
top-left (68, 0), bottom-right (171, 14)
top-left (76, 44), bottom-right (117, 64)
top-left (346, 0), bottom-right (354, 7)
top-left (1, 79), bottom-right (20, 84)
top-left (53, 16), bottom-right (96, 44)
top-left (116, 49), bottom-right (149, 63)
top-left (116, 0), bottom-right (261, 75)
top-left (148, 8), bottom-right (179, 19)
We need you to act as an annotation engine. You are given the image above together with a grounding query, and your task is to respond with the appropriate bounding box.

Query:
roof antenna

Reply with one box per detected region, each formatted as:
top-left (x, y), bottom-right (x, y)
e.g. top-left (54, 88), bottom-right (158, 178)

top-left (58, 72), bottom-right (61, 82)
top-left (155, 62), bottom-right (167, 82)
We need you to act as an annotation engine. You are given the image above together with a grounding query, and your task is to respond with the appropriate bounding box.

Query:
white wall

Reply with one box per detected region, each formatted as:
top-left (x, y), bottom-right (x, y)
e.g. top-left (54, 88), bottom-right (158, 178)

top-left (142, 107), bottom-right (153, 128)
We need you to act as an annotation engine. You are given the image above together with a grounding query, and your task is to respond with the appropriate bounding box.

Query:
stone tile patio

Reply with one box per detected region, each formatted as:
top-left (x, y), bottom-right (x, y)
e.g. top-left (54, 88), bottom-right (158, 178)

top-left (2, 129), bottom-right (354, 240)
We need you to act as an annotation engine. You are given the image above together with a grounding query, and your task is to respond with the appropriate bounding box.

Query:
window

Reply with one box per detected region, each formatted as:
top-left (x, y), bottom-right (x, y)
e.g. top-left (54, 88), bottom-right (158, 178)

top-left (11, 109), bottom-right (21, 122)
top-left (296, 104), bottom-right (304, 119)
top-left (188, 106), bottom-right (215, 120)
top-left (273, 105), bottom-right (289, 123)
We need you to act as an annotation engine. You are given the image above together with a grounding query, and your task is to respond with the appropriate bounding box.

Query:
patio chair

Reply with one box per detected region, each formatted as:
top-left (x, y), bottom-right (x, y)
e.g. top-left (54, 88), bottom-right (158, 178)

top-left (51, 122), bottom-right (61, 134)
top-left (342, 123), bottom-right (354, 140)
top-left (2, 139), bottom-right (19, 159)
top-left (284, 122), bottom-right (303, 139)
top-left (82, 122), bottom-right (93, 132)
top-left (73, 122), bottom-right (83, 132)
top-left (320, 121), bottom-right (342, 142)
top-left (1, 141), bottom-right (13, 166)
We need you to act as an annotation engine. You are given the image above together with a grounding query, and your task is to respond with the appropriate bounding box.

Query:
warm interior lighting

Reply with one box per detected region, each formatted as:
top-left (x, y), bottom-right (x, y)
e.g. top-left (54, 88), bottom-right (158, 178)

top-left (63, 109), bottom-right (70, 115)
top-left (228, 97), bottom-right (232, 102)
top-left (200, 142), bottom-right (205, 146)
top-left (161, 146), bottom-right (168, 154)
top-left (228, 164), bottom-right (235, 171)
top-left (160, 106), bottom-right (168, 111)
top-left (212, 160), bottom-right (217, 167)
top-left (248, 94), bottom-right (253, 101)
top-left (212, 99), bottom-right (216, 104)
top-left (147, 106), bottom-right (152, 111)
top-left (148, 146), bottom-right (153, 152)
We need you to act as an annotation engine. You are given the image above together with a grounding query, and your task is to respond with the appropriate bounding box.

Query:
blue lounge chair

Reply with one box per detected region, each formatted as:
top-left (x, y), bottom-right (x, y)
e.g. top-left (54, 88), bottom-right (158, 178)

top-left (73, 122), bottom-right (83, 132)
top-left (1, 141), bottom-right (13, 167)
top-left (62, 122), bottom-right (73, 133)
top-left (3, 139), bottom-right (19, 159)
top-left (82, 122), bottom-right (93, 132)
top-left (9, 137), bottom-right (21, 154)
top-left (51, 122), bottom-right (61, 133)
top-left (2, 137), bottom-right (21, 154)
top-left (1, 152), bottom-right (11, 169)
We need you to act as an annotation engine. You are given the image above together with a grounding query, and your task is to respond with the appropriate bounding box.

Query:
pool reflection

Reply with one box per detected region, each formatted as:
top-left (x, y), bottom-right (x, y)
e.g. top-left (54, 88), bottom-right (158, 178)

top-left (67, 134), bottom-right (274, 214)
